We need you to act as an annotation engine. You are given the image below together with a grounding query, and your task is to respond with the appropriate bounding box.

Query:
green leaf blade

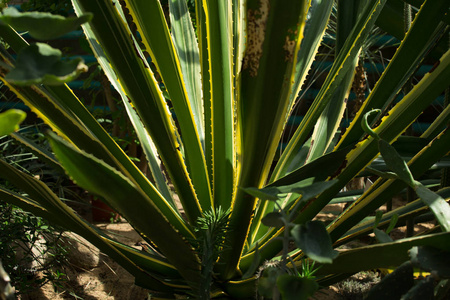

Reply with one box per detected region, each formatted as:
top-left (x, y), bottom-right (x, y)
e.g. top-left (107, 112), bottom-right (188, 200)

top-left (169, 0), bottom-right (204, 147)
top-left (273, 0), bottom-right (387, 180)
top-left (47, 132), bottom-right (202, 285)
top-left (0, 160), bottom-right (175, 291)
top-left (316, 232), bottom-right (450, 276)
top-left (71, 0), bottom-right (175, 206)
top-left (261, 212), bottom-right (284, 228)
top-left (337, 0), bottom-right (450, 149)
top-left (0, 109), bottom-right (26, 136)
top-left (305, 0), bottom-right (365, 164)
top-left (203, 0), bottom-right (235, 210)
top-left (415, 185), bottom-right (450, 232)
top-left (5, 43), bottom-right (88, 86)
top-left (374, 228), bottom-right (393, 243)
top-left (74, 0), bottom-right (204, 222)
top-left (291, 221), bottom-right (338, 264)
top-left (223, 0), bottom-right (317, 278)
top-left (0, 7), bottom-right (92, 40)
top-left (378, 139), bottom-right (415, 186)
top-left (241, 186), bottom-right (280, 201)
top-left (123, 0), bottom-right (212, 211)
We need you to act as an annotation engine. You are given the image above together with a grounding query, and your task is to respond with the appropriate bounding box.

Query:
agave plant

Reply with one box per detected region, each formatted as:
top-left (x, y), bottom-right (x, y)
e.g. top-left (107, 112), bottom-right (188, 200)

top-left (0, 0), bottom-right (450, 298)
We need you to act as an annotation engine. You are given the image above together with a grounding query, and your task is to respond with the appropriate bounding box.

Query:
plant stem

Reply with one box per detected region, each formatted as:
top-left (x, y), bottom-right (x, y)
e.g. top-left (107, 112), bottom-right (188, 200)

top-left (403, 2), bottom-right (415, 237)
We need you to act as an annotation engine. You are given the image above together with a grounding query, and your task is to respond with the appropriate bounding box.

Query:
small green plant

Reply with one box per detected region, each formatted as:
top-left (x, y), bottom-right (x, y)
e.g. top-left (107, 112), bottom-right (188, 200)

top-left (193, 207), bottom-right (230, 299)
top-left (0, 202), bottom-right (68, 295)
top-left (0, 110), bottom-right (70, 296)
top-left (297, 260), bottom-right (319, 280)
top-left (240, 192), bottom-right (334, 299)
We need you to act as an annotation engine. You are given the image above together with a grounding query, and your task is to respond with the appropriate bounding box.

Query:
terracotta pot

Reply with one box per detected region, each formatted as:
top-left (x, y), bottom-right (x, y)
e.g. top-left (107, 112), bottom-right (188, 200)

top-left (91, 198), bottom-right (118, 222)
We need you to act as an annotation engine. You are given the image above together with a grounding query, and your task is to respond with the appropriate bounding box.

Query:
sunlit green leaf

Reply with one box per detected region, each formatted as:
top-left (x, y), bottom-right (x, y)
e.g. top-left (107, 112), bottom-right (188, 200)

top-left (415, 185), bottom-right (450, 232)
top-left (73, 0), bottom-right (205, 222)
top-left (71, 0), bottom-right (175, 205)
top-left (337, 0), bottom-right (450, 149)
top-left (168, 0), bottom-right (204, 147)
top-left (0, 7), bottom-right (92, 40)
top-left (0, 0), bottom-right (448, 297)
top-left (274, 0), bottom-right (387, 179)
top-left (374, 228), bottom-right (393, 243)
top-left (0, 109), bottom-right (25, 136)
top-left (5, 43), bottom-right (87, 86)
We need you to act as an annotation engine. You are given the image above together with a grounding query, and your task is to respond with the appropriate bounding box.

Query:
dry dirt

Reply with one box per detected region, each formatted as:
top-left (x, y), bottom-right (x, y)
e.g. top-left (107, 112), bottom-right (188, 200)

top-left (16, 220), bottom-right (344, 300)
top-left (18, 222), bottom-right (149, 300)
top-left (16, 199), bottom-right (436, 300)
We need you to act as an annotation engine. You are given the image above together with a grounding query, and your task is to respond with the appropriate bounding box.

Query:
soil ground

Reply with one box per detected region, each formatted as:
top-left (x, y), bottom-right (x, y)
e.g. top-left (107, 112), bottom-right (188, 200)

top-left (17, 222), bottom-right (149, 300)
top-left (16, 199), bottom-right (435, 300)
